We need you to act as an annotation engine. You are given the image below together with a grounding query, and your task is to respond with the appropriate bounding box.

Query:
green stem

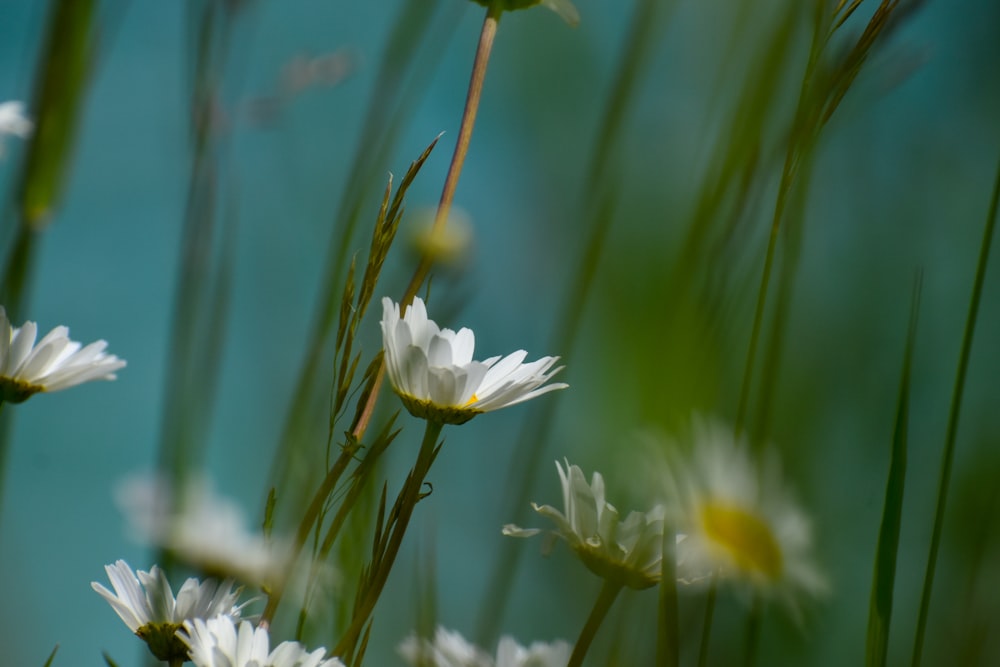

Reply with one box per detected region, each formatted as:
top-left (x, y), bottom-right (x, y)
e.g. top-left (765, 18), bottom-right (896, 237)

top-left (697, 578), bottom-right (718, 667)
top-left (657, 527), bottom-right (679, 667)
top-left (911, 157), bottom-right (1000, 667)
top-left (568, 580), bottom-right (623, 667)
top-left (334, 420), bottom-right (444, 660)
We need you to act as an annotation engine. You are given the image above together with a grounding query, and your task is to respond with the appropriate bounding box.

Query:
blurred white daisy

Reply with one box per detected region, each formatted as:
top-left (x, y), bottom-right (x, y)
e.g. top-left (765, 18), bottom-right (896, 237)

top-left (0, 101), bottom-right (32, 157)
top-left (495, 635), bottom-right (572, 667)
top-left (664, 420), bottom-right (827, 614)
top-left (399, 626), bottom-right (491, 667)
top-left (180, 616), bottom-right (344, 667)
top-left (399, 626), bottom-right (570, 667)
top-left (91, 560), bottom-right (245, 662)
top-left (116, 473), bottom-right (293, 588)
top-left (380, 296), bottom-right (566, 425)
top-left (0, 307), bottom-right (125, 403)
top-left (503, 459), bottom-right (665, 590)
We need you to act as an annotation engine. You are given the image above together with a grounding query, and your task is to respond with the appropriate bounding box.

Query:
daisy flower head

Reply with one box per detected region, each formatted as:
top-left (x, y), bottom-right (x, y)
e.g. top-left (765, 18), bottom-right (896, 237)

top-left (91, 560), bottom-right (245, 662)
top-left (398, 626), bottom-right (492, 667)
top-left (0, 307), bottom-right (125, 404)
top-left (664, 420), bottom-right (827, 615)
top-left (398, 626), bottom-right (571, 667)
top-left (116, 473), bottom-right (293, 588)
top-left (503, 459), bottom-right (665, 590)
top-left (380, 297), bottom-right (567, 425)
top-left (180, 616), bottom-right (344, 667)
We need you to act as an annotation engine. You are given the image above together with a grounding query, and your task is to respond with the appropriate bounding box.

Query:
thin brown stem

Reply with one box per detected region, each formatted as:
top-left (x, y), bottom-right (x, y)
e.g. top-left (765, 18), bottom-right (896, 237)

top-left (352, 4), bottom-right (502, 443)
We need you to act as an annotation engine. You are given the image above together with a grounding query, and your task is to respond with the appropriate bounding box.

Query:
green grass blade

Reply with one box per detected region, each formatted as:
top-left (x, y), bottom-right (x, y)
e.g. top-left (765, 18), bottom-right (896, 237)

top-left (911, 157), bottom-right (1000, 667)
top-left (865, 273), bottom-right (922, 667)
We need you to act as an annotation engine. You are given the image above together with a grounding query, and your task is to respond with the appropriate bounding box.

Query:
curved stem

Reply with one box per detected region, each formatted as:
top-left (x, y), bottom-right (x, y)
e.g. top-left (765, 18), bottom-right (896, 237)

top-left (568, 580), bottom-right (623, 667)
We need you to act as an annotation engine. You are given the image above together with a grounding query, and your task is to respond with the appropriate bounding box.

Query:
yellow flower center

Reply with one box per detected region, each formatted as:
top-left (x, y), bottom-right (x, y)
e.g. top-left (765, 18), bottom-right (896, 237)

top-left (464, 393), bottom-right (479, 405)
top-left (699, 501), bottom-right (783, 580)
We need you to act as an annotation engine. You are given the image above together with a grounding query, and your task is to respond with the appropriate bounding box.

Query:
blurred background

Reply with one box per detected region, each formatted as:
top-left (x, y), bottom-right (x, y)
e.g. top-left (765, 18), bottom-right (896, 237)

top-left (0, 0), bottom-right (999, 665)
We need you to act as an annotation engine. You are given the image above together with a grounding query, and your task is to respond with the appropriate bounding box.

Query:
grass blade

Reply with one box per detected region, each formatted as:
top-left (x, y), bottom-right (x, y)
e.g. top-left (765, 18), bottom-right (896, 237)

top-left (911, 157), bottom-right (1000, 666)
top-left (865, 273), bottom-right (922, 667)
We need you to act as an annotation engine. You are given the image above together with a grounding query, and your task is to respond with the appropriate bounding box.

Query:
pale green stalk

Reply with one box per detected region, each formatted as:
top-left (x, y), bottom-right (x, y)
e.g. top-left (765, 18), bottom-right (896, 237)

top-left (568, 580), bottom-right (623, 667)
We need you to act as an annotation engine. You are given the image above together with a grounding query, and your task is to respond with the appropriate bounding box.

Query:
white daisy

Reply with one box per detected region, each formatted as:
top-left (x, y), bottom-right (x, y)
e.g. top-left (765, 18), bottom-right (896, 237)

top-left (0, 100), bottom-right (32, 157)
top-left (380, 296), bottom-right (567, 425)
top-left (664, 420), bottom-right (827, 614)
top-left (91, 560), bottom-right (245, 662)
top-left (115, 473), bottom-right (293, 588)
top-left (503, 459), bottom-right (665, 590)
top-left (0, 307), bottom-right (125, 403)
top-left (180, 616), bottom-right (344, 667)
top-left (399, 626), bottom-right (492, 667)
top-left (495, 635), bottom-right (572, 667)
top-left (399, 626), bottom-right (570, 667)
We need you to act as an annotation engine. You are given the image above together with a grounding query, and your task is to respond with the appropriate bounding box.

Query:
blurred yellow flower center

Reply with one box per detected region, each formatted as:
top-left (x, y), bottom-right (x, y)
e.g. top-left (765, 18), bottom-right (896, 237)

top-left (699, 501), bottom-right (782, 579)
top-left (464, 393), bottom-right (479, 405)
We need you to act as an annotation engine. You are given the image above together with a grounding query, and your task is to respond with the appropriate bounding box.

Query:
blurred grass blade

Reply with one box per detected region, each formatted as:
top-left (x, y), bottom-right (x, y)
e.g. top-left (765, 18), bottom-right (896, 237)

top-left (657, 527), bottom-right (679, 667)
top-left (912, 157), bottom-right (1000, 667)
top-left (476, 0), bottom-right (676, 644)
top-left (18, 0), bottom-right (95, 230)
top-left (42, 645), bottom-right (58, 667)
top-left (268, 1), bottom-right (457, 517)
top-left (865, 273), bottom-right (921, 667)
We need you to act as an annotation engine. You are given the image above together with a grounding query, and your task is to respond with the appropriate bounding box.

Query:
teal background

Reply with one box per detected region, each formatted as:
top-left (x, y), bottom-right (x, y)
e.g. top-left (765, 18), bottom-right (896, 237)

top-left (0, 0), bottom-right (999, 665)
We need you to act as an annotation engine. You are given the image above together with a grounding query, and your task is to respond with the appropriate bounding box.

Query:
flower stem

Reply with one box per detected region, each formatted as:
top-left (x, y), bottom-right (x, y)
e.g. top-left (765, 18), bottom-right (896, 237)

top-left (334, 420), bottom-right (445, 661)
top-left (697, 578), bottom-right (718, 667)
top-left (657, 527), bottom-right (679, 667)
top-left (351, 4), bottom-right (502, 442)
top-left (568, 580), bottom-right (623, 667)
top-left (399, 4), bottom-right (501, 310)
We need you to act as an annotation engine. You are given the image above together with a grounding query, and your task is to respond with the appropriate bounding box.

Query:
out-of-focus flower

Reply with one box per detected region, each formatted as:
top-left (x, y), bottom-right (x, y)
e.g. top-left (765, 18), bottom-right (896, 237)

top-left (91, 560), bottom-right (245, 663)
top-left (399, 626), bottom-right (491, 667)
top-left (409, 207), bottom-right (474, 268)
top-left (0, 307), bottom-right (125, 403)
top-left (180, 616), bottom-right (344, 667)
top-left (663, 420), bottom-right (827, 615)
top-left (495, 636), bottom-right (572, 667)
top-left (380, 297), bottom-right (566, 425)
top-left (468, 0), bottom-right (579, 26)
top-left (0, 101), bottom-right (32, 157)
top-left (399, 626), bottom-right (570, 667)
top-left (116, 473), bottom-right (292, 588)
top-left (504, 459), bottom-right (665, 590)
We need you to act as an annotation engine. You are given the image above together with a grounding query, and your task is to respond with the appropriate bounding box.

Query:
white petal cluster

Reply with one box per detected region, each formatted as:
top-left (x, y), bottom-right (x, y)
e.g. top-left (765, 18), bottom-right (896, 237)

top-left (116, 473), bottom-right (292, 587)
top-left (0, 307), bottom-right (125, 403)
top-left (0, 101), bottom-right (32, 157)
top-left (92, 560), bottom-right (244, 661)
top-left (504, 460), bottom-right (665, 590)
top-left (399, 626), bottom-right (570, 667)
top-left (663, 420), bottom-right (827, 615)
top-left (381, 297), bottom-right (566, 425)
top-left (180, 616), bottom-right (344, 667)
